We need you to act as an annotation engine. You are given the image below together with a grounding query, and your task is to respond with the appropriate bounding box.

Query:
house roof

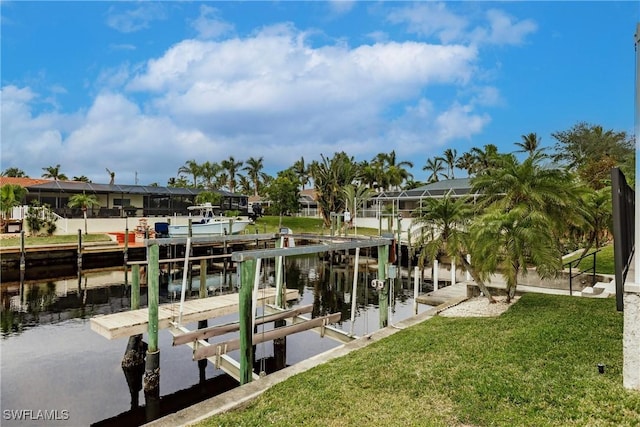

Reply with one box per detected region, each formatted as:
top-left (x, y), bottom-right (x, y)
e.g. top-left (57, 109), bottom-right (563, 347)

top-left (0, 177), bottom-right (246, 198)
top-left (0, 177), bottom-right (50, 187)
top-left (374, 178), bottom-right (474, 200)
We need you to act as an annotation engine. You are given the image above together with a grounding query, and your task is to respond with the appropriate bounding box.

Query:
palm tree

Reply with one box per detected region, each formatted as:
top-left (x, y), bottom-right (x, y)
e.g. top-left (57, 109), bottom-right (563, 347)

top-left (469, 144), bottom-right (501, 175)
top-left (472, 152), bottom-right (583, 227)
top-left (237, 175), bottom-right (253, 196)
top-left (68, 192), bottom-right (100, 235)
top-left (342, 183), bottom-right (373, 228)
top-left (382, 151), bottom-right (414, 190)
top-left (221, 156), bottom-right (243, 193)
top-left (423, 158), bottom-right (445, 183)
top-left (201, 161), bottom-right (222, 190)
top-left (1, 168), bottom-right (27, 177)
top-left (438, 148), bottom-right (458, 179)
top-left (72, 175), bottom-right (91, 182)
top-left (178, 160), bottom-right (202, 187)
top-left (243, 156), bottom-right (268, 197)
top-left (515, 133), bottom-right (544, 157)
top-left (412, 195), bottom-right (496, 302)
top-left (359, 160), bottom-right (382, 191)
top-left (1, 184), bottom-right (28, 223)
top-left (292, 157), bottom-right (310, 190)
top-left (310, 152), bottom-right (360, 226)
top-left (471, 206), bottom-right (561, 302)
top-left (42, 164), bottom-right (68, 181)
top-left (105, 168), bottom-right (115, 185)
top-left (455, 152), bottom-right (475, 176)
top-left (470, 152), bottom-right (582, 301)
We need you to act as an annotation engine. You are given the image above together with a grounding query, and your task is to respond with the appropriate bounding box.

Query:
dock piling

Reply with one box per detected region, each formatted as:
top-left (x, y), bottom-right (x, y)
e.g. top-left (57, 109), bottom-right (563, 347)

top-left (239, 258), bottom-right (257, 385)
top-left (77, 229), bottom-right (83, 268)
top-left (144, 244), bottom-right (160, 397)
top-left (378, 245), bottom-right (389, 328)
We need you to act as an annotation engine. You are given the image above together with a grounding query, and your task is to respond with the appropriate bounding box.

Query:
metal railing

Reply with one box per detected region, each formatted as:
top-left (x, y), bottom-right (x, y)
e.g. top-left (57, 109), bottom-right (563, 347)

top-left (563, 249), bottom-right (600, 296)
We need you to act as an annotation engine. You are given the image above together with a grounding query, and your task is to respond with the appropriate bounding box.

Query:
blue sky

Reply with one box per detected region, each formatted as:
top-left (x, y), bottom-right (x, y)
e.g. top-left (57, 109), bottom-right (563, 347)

top-left (1, 1), bottom-right (638, 186)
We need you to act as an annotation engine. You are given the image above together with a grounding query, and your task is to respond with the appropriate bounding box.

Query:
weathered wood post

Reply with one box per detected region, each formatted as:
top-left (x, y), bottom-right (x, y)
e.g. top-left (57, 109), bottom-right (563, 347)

top-left (144, 244), bottom-right (160, 401)
top-left (198, 258), bottom-right (208, 382)
top-left (124, 225), bottom-right (129, 285)
top-left (239, 258), bottom-right (257, 385)
top-left (131, 264), bottom-right (141, 311)
top-left (378, 245), bottom-right (389, 328)
top-left (122, 261), bottom-right (145, 409)
top-left (77, 229), bottom-right (83, 269)
top-left (199, 259), bottom-right (207, 298)
top-left (19, 230), bottom-right (26, 273)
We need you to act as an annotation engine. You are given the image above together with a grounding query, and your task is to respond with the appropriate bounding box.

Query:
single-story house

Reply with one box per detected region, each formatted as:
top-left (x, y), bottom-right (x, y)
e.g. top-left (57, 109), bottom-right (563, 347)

top-left (0, 177), bottom-right (249, 219)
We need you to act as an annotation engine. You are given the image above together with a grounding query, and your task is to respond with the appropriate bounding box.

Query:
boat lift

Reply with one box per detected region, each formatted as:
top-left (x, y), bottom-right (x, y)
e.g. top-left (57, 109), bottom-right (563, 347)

top-left (170, 234), bottom-right (393, 385)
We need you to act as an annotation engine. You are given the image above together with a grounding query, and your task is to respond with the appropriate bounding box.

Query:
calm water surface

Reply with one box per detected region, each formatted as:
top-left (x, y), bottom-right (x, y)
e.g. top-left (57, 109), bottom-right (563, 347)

top-left (1, 255), bottom-right (432, 426)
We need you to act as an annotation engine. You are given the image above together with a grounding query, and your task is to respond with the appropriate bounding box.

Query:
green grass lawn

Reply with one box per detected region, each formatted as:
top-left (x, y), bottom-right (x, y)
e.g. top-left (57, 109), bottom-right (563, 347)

top-left (563, 245), bottom-right (615, 275)
top-left (0, 233), bottom-right (113, 247)
top-left (248, 216), bottom-right (379, 236)
top-left (200, 294), bottom-right (639, 427)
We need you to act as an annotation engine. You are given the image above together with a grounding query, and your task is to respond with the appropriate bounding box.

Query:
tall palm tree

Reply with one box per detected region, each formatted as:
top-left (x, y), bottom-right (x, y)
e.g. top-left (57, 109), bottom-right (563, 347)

top-left (237, 175), bottom-right (253, 196)
top-left (469, 144), bottom-right (501, 175)
top-left (515, 133), bottom-right (544, 157)
top-left (358, 160), bottom-right (381, 192)
top-left (342, 183), bottom-right (373, 225)
top-left (412, 195), bottom-right (496, 302)
top-left (455, 152), bottom-right (475, 176)
top-left (243, 156), bottom-right (268, 197)
top-left (310, 152), bottom-right (360, 226)
top-left (423, 158), bottom-right (445, 183)
top-left (178, 160), bottom-right (202, 187)
top-left (42, 164), bottom-right (68, 181)
top-left (68, 192), bottom-right (100, 235)
top-left (221, 156), bottom-right (243, 193)
top-left (200, 161), bottom-right (222, 190)
top-left (292, 157), bottom-right (310, 190)
top-left (1, 168), bottom-right (27, 177)
top-left (382, 150), bottom-right (414, 190)
top-left (438, 148), bottom-right (458, 179)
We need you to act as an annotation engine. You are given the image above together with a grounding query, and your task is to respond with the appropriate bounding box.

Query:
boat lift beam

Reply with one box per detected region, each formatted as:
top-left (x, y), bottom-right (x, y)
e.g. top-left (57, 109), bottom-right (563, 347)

top-left (235, 236), bottom-right (393, 385)
top-left (172, 304), bottom-right (314, 346)
top-left (145, 233), bottom-right (277, 247)
top-left (193, 312), bottom-right (342, 361)
top-left (231, 237), bottom-right (392, 262)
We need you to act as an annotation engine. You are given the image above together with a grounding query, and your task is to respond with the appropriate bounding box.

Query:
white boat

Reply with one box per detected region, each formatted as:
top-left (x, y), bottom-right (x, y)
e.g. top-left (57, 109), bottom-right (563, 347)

top-left (167, 203), bottom-right (252, 236)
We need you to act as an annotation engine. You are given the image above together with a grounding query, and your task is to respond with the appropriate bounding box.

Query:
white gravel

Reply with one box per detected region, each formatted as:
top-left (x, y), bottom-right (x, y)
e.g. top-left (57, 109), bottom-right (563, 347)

top-left (439, 296), bottom-right (519, 317)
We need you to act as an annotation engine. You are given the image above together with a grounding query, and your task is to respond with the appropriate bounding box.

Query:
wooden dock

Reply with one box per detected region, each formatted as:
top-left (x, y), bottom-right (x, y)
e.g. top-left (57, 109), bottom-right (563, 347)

top-left (416, 283), bottom-right (468, 306)
top-left (90, 288), bottom-right (300, 340)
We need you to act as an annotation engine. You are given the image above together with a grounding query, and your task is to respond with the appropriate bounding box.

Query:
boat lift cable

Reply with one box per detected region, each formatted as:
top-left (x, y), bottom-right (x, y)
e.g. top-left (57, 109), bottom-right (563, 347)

top-left (349, 247), bottom-right (360, 337)
top-left (178, 237), bottom-right (192, 326)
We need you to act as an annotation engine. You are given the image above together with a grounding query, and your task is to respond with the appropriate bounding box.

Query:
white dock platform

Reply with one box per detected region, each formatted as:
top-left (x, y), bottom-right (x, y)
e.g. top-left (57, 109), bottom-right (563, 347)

top-left (90, 288), bottom-right (300, 340)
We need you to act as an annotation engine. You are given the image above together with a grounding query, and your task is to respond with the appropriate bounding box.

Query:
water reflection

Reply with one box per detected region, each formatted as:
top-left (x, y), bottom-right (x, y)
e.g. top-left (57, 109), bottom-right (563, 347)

top-left (0, 254), bottom-right (431, 426)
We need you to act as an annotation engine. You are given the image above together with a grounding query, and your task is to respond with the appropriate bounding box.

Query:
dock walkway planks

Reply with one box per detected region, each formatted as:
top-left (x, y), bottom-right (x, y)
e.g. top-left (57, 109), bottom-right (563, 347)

top-left (90, 288), bottom-right (299, 340)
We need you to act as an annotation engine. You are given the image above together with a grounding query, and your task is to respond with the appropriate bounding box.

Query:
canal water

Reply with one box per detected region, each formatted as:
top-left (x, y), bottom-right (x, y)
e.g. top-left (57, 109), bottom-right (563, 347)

top-left (1, 255), bottom-right (433, 426)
